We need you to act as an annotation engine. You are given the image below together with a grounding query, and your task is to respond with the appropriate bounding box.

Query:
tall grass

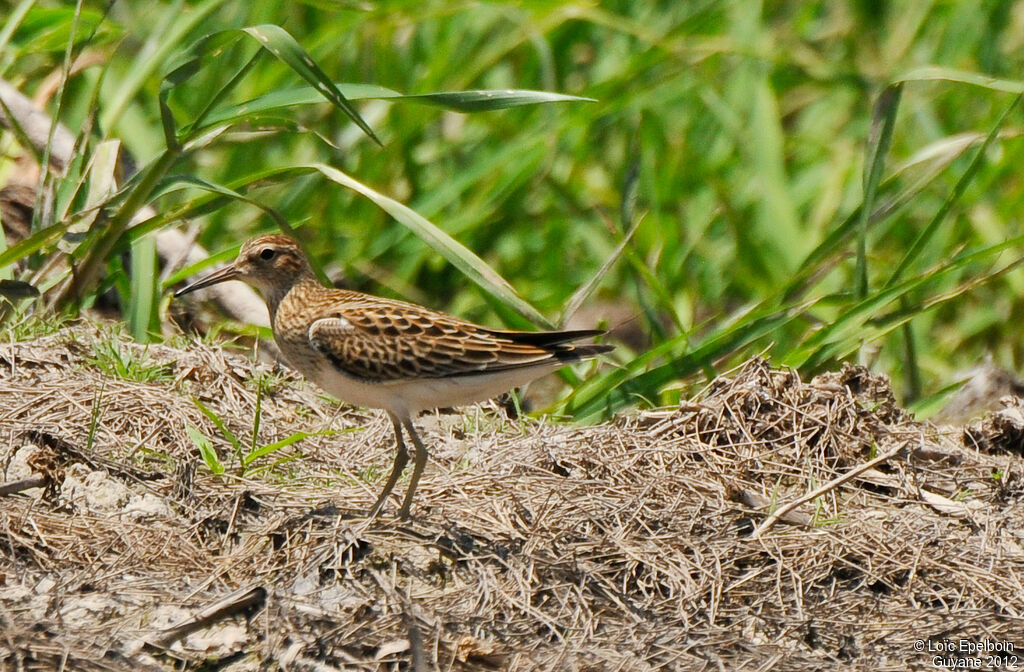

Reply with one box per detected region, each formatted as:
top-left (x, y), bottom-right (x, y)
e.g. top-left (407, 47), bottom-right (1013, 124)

top-left (2, 1), bottom-right (1024, 419)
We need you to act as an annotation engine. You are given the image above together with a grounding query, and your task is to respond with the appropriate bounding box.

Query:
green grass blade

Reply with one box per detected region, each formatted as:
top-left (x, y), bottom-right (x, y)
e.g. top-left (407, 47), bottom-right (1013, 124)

top-left (192, 82), bottom-right (400, 130)
top-left (0, 222), bottom-right (68, 269)
top-left (102, 0), bottom-right (228, 131)
top-left (250, 375), bottom-right (262, 457)
top-left (194, 84), bottom-right (594, 131)
top-left (783, 128), bottom-right (989, 302)
top-left (366, 88), bottom-right (596, 112)
top-left (242, 430), bottom-right (325, 467)
top-left (241, 24), bottom-right (381, 146)
top-left (747, 77), bottom-right (804, 279)
top-left (191, 396), bottom-right (241, 464)
top-left (185, 44), bottom-right (264, 136)
top-left (799, 254), bottom-right (1024, 369)
top-left (894, 66), bottom-right (1024, 94)
top-left (128, 235), bottom-right (157, 342)
top-left (58, 149), bottom-right (179, 306)
top-left (786, 234), bottom-right (1024, 369)
top-left (161, 26), bottom-right (380, 146)
top-left (86, 383), bottom-right (104, 452)
top-left (885, 93), bottom-right (1023, 287)
top-left (857, 84), bottom-right (902, 299)
top-left (0, 0), bottom-right (36, 58)
top-left (310, 163), bottom-right (554, 328)
top-left (560, 214), bottom-right (643, 326)
top-left (187, 425), bottom-right (223, 474)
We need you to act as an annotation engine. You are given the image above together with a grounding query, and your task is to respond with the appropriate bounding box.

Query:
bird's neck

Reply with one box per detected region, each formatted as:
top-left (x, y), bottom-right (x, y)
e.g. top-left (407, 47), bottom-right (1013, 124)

top-left (265, 275), bottom-right (321, 323)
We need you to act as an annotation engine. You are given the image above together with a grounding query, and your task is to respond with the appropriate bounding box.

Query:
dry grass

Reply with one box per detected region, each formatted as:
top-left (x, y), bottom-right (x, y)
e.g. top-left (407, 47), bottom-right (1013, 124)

top-left (2, 323), bottom-right (1023, 671)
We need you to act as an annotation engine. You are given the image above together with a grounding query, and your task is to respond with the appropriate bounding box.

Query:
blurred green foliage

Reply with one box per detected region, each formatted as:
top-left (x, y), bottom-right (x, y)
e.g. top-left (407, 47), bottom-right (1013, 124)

top-left (3, 0), bottom-right (1024, 419)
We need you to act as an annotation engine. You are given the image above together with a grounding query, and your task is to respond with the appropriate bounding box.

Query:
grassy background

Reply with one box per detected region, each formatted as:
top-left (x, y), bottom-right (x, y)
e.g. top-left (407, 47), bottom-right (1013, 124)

top-left (3, 0), bottom-right (1024, 419)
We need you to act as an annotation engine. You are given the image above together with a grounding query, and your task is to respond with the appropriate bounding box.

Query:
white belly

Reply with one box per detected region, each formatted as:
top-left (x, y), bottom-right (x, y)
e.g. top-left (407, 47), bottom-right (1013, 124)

top-left (305, 358), bottom-right (561, 417)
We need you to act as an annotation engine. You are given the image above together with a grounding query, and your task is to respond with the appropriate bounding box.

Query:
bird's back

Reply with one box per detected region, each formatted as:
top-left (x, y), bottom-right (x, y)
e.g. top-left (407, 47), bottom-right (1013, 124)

top-left (272, 282), bottom-right (610, 415)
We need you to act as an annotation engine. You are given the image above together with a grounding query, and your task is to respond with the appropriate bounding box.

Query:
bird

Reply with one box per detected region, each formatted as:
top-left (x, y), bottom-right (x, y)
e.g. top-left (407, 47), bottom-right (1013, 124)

top-left (175, 234), bottom-right (613, 518)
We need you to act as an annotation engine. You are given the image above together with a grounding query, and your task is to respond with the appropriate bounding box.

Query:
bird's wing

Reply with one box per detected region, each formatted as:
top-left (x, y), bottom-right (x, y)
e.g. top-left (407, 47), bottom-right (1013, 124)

top-left (306, 302), bottom-right (558, 381)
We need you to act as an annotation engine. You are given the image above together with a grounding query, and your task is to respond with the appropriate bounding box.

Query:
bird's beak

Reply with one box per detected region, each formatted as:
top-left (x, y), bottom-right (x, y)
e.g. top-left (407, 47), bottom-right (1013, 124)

top-left (174, 264), bottom-right (240, 297)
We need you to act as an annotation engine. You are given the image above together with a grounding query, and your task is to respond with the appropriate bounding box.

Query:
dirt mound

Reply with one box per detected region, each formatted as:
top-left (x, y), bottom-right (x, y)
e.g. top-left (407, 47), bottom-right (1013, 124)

top-left (2, 324), bottom-right (1023, 670)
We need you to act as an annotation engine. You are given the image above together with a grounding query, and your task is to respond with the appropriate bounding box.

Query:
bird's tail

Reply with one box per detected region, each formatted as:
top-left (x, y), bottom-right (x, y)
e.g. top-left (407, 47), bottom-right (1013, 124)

top-left (483, 327), bottom-right (614, 363)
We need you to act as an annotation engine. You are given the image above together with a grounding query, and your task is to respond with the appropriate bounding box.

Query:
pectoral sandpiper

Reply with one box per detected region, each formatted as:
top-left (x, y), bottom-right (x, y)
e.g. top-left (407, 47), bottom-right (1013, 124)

top-left (175, 234), bottom-right (612, 518)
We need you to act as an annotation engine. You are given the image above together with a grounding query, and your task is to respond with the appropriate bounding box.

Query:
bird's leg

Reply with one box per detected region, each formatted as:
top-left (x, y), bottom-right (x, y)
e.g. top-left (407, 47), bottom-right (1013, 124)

top-left (397, 418), bottom-right (429, 520)
top-left (368, 413), bottom-right (409, 517)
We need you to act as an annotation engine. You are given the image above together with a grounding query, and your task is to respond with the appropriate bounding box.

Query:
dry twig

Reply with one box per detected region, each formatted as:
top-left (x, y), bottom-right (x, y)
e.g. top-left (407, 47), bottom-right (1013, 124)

top-left (749, 442), bottom-right (906, 539)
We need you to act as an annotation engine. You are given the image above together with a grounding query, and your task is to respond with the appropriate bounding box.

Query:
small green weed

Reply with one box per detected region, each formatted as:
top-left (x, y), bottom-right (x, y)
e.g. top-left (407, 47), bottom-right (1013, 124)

top-left (4, 312), bottom-right (74, 341)
top-left (86, 335), bottom-right (174, 383)
top-left (244, 368), bottom-right (291, 396)
top-left (132, 447), bottom-right (175, 471)
top-left (813, 514), bottom-right (849, 528)
top-left (358, 463), bottom-right (381, 484)
top-left (189, 371), bottom-right (337, 476)
top-left (187, 424), bottom-right (223, 475)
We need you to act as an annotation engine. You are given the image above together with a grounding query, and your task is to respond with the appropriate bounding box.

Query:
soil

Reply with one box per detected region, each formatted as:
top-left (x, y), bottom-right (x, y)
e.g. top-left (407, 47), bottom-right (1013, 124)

top-left (2, 323), bottom-right (1023, 671)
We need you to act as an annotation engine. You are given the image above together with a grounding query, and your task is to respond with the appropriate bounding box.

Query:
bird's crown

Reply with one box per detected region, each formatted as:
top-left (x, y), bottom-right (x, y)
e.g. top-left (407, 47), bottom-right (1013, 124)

top-left (234, 234), bottom-right (314, 287)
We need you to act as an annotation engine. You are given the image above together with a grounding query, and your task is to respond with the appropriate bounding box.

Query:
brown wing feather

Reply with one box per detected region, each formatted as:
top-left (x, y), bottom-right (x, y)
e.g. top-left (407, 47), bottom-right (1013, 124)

top-left (307, 299), bottom-right (563, 382)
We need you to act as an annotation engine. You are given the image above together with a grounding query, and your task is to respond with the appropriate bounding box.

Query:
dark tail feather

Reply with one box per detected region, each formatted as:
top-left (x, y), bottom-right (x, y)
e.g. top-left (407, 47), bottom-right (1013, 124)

top-left (480, 327), bottom-right (613, 365)
top-left (485, 328), bottom-right (607, 347)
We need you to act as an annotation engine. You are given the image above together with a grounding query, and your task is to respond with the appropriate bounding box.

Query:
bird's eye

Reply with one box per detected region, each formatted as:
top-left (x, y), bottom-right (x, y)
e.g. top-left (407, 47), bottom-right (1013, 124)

top-left (259, 248), bottom-right (276, 260)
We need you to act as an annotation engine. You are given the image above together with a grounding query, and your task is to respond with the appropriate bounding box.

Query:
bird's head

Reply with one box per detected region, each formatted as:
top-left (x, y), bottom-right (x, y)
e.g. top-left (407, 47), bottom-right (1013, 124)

top-left (175, 234), bottom-right (315, 300)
